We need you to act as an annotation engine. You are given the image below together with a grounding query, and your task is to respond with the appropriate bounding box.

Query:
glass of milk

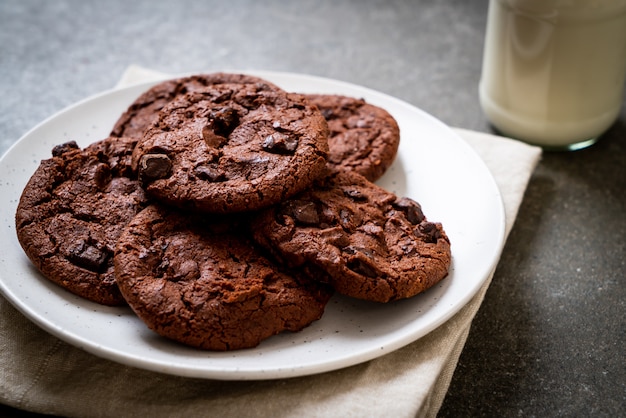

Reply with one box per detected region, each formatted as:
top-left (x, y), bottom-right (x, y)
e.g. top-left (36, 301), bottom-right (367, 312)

top-left (479, 0), bottom-right (626, 150)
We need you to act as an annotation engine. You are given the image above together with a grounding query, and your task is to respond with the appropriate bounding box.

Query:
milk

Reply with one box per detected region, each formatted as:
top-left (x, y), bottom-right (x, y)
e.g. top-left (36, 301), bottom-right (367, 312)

top-left (479, 0), bottom-right (626, 149)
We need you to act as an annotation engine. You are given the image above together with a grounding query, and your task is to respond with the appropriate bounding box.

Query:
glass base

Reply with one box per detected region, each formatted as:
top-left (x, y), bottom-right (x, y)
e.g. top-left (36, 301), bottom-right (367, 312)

top-left (489, 125), bottom-right (600, 152)
top-left (538, 136), bottom-right (599, 152)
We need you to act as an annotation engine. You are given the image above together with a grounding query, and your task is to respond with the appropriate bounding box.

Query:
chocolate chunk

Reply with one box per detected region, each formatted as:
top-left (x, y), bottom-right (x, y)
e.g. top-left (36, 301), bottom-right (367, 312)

top-left (92, 163), bottom-right (112, 190)
top-left (418, 221), bottom-right (442, 243)
top-left (320, 108), bottom-right (334, 120)
top-left (207, 107), bottom-right (239, 137)
top-left (319, 227), bottom-right (350, 248)
top-left (339, 209), bottom-right (352, 227)
top-left (194, 165), bottom-right (226, 182)
top-left (262, 132), bottom-right (298, 154)
top-left (282, 200), bottom-right (319, 225)
top-left (393, 197), bottom-right (425, 224)
top-left (344, 247), bottom-right (379, 278)
top-left (343, 188), bottom-right (367, 201)
top-left (139, 154), bottom-right (172, 181)
top-left (347, 258), bottom-right (378, 278)
top-left (68, 240), bottom-right (109, 272)
top-left (201, 126), bottom-right (228, 148)
top-left (52, 141), bottom-right (80, 157)
top-left (175, 259), bottom-right (200, 282)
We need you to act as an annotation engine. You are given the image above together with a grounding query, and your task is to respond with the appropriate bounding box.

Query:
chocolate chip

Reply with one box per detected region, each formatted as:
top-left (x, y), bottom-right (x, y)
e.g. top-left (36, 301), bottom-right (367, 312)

top-left (52, 141), bottom-right (79, 157)
top-left (199, 107), bottom-right (238, 149)
top-left (208, 107), bottom-right (239, 137)
top-left (393, 197), bottom-right (425, 224)
top-left (156, 258), bottom-right (169, 278)
top-left (262, 133), bottom-right (298, 154)
top-left (320, 108), bottom-right (334, 120)
top-left (171, 259), bottom-right (200, 282)
top-left (343, 188), bottom-right (367, 201)
top-left (319, 228), bottom-right (351, 248)
top-left (283, 200), bottom-right (319, 225)
top-left (418, 221), bottom-right (442, 243)
top-left (344, 247), bottom-right (379, 278)
top-left (238, 92), bottom-right (263, 109)
top-left (139, 154), bottom-right (172, 181)
top-left (344, 245), bottom-right (374, 257)
top-left (401, 244), bottom-right (415, 254)
top-left (272, 121), bottom-right (296, 133)
top-left (194, 165), bottom-right (226, 182)
top-left (92, 163), bottom-right (111, 190)
top-left (68, 241), bottom-right (109, 272)
top-left (339, 209), bottom-right (352, 227)
top-left (347, 259), bottom-right (378, 278)
top-left (202, 126), bottom-right (227, 148)
top-left (361, 222), bottom-right (383, 236)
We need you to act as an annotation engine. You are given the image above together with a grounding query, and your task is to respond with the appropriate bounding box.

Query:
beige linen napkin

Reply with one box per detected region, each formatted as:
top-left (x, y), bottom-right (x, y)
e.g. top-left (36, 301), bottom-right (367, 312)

top-left (0, 66), bottom-right (541, 418)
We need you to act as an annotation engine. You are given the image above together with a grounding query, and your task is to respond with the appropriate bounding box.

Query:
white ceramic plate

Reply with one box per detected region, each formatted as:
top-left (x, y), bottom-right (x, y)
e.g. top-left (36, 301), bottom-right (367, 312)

top-left (0, 71), bottom-right (505, 380)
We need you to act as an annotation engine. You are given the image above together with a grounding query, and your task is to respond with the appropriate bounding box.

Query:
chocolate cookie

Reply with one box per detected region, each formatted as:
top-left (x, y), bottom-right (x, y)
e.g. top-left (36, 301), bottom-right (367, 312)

top-left (251, 170), bottom-right (451, 303)
top-left (132, 83), bottom-right (329, 213)
top-left (111, 72), bottom-right (281, 139)
top-left (114, 204), bottom-right (333, 351)
top-left (304, 94), bottom-right (400, 181)
top-left (15, 137), bottom-right (150, 305)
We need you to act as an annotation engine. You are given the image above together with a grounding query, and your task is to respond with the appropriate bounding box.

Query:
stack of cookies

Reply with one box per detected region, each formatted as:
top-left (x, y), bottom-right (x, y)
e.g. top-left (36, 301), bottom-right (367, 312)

top-left (15, 73), bottom-right (451, 351)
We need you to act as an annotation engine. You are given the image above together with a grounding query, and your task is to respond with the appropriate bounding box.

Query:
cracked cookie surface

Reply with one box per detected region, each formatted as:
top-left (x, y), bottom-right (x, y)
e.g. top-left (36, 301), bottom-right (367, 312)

top-left (132, 82), bottom-right (329, 213)
top-left (15, 137), bottom-right (149, 305)
top-left (304, 94), bottom-right (400, 181)
top-left (251, 170), bottom-right (451, 303)
top-left (114, 204), bottom-right (333, 350)
top-left (111, 72), bottom-right (282, 139)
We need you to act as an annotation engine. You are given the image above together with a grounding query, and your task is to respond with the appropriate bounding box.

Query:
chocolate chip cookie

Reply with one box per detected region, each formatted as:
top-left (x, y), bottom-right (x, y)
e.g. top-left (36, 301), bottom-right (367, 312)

top-left (114, 204), bottom-right (333, 351)
top-left (15, 137), bottom-right (150, 305)
top-left (304, 94), bottom-right (400, 181)
top-left (111, 72), bottom-right (281, 139)
top-left (132, 83), bottom-right (329, 213)
top-left (251, 170), bottom-right (451, 303)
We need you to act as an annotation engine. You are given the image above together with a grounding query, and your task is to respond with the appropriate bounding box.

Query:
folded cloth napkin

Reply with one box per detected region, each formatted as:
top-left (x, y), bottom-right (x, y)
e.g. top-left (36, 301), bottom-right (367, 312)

top-left (0, 66), bottom-right (541, 418)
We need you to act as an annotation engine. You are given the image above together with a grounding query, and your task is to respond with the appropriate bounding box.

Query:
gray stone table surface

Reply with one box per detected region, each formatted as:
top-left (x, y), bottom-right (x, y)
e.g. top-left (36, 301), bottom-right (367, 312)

top-left (1, 0), bottom-right (624, 416)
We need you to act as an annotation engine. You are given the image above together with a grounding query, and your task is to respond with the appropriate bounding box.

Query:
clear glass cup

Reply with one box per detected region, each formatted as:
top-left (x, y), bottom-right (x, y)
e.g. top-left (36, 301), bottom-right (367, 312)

top-left (479, 0), bottom-right (626, 150)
